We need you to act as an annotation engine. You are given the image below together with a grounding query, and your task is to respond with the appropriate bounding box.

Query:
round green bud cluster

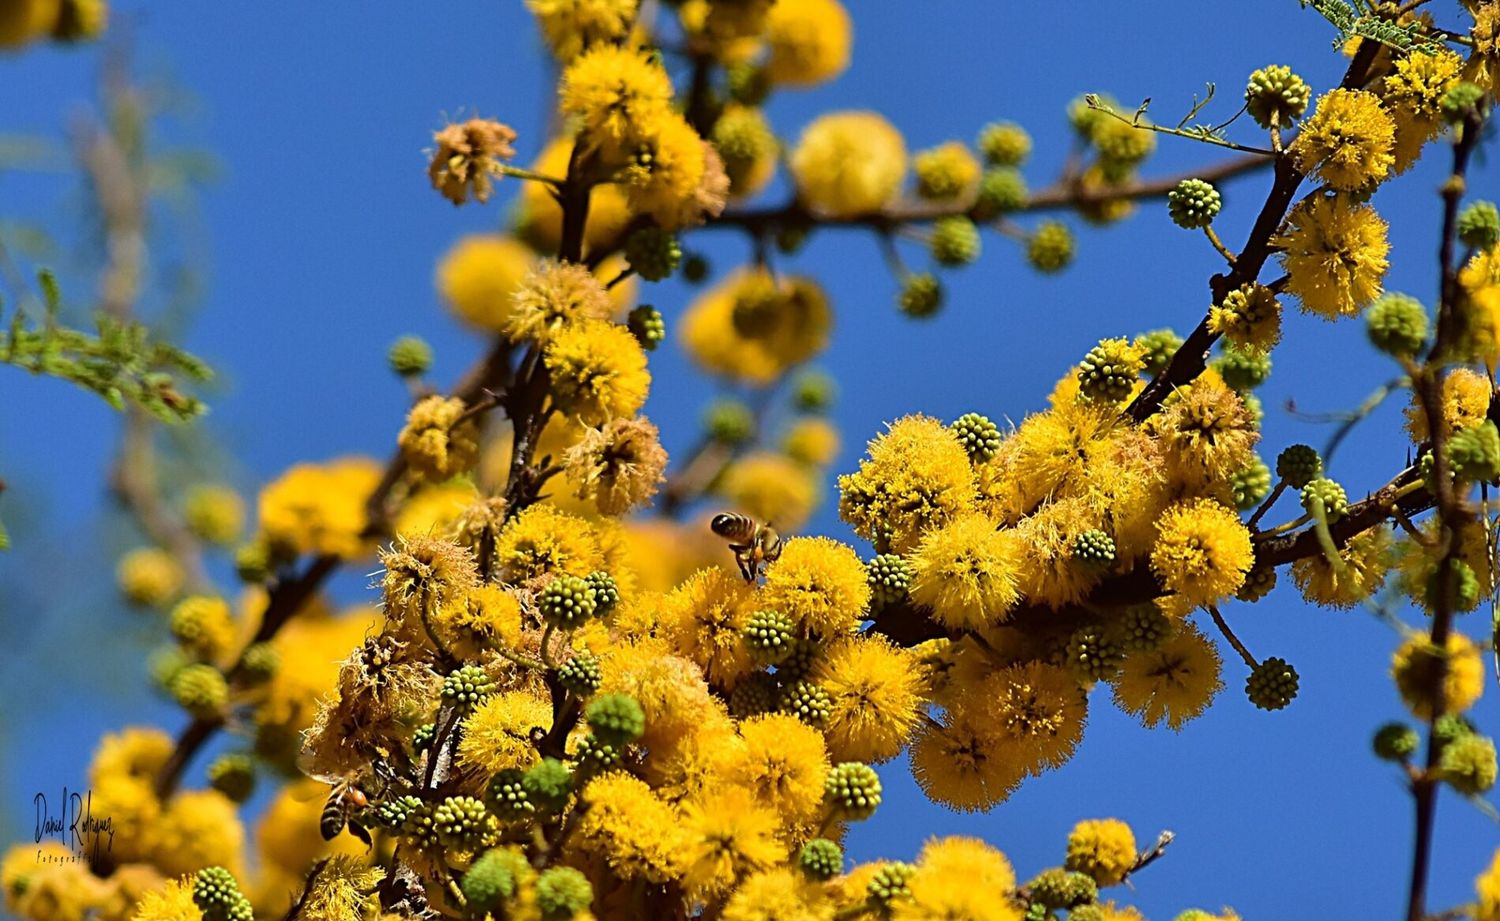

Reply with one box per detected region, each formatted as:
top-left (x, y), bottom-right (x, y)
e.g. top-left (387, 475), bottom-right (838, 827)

top-left (461, 849), bottom-right (519, 913)
top-left (1120, 604), bottom-right (1172, 652)
top-left (867, 553), bottom-right (912, 608)
top-left (867, 862), bottom-right (916, 904)
top-left (1365, 293), bottom-right (1428, 358)
top-left (169, 596), bottom-right (223, 649)
top-left (584, 571), bottom-right (620, 617)
top-left (1028, 868), bottom-right (1099, 910)
top-left (799, 838), bottom-right (844, 881)
top-left (239, 642), bottom-right (279, 683)
top-left (1440, 82), bottom-right (1486, 123)
top-left (149, 646), bottom-right (190, 694)
top-left (536, 866), bottom-right (594, 920)
top-left (585, 693), bottom-right (645, 747)
top-left (930, 216), bottom-right (982, 267)
top-left (1023, 903), bottom-right (1049, 921)
top-left (1242, 392), bottom-right (1265, 428)
top-left (1246, 657), bottom-right (1299, 711)
top-left (1373, 722), bottom-right (1420, 762)
top-left (487, 768), bottom-right (534, 820)
top-left (1212, 345), bottom-right (1271, 391)
top-left (780, 679), bottom-right (833, 727)
top-left (1276, 444), bottom-right (1323, 489)
top-left (979, 121), bottom-right (1032, 166)
top-left (915, 148), bottom-right (978, 201)
top-left (778, 637), bottom-right (821, 680)
top-left (1424, 558), bottom-right (1480, 612)
top-left (1245, 64), bottom-right (1311, 128)
top-left (1299, 477), bottom-right (1348, 522)
top-left (1078, 340), bottom-right (1141, 403)
top-left (624, 227), bottom-right (682, 282)
top-left (726, 61), bottom-right (770, 106)
top-left (442, 664), bottom-right (495, 713)
top-left (1440, 734), bottom-right (1498, 795)
top-left (714, 105), bottom-right (776, 168)
top-left (972, 168), bottom-right (1028, 221)
top-left (1071, 908), bottom-right (1108, 921)
top-left (1134, 328), bottom-right (1183, 376)
top-left (192, 866), bottom-right (253, 921)
top-left (522, 758), bottom-right (573, 813)
top-left (1230, 457), bottom-right (1273, 512)
top-left (557, 651), bottom-right (603, 698)
top-left (387, 335), bottom-right (433, 378)
top-left (1068, 93), bottom-right (1114, 138)
top-left (1236, 566), bottom-right (1278, 603)
top-left (400, 806), bottom-right (440, 850)
top-left (540, 575), bottom-right (598, 629)
top-left (433, 795), bottom-right (497, 851)
top-left (825, 762), bottom-right (882, 819)
top-left (1458, 201), bottom-right (1500, 250)
top-left (572, 735), bottom-right (623, 775)
top-left (233, 541), bottom-right (272, 585)
top-left (1448, 420), bottom-right (1500, 483)
top-left (1027, 221), bottom-right (1075, 273)
top-left (706, 398), bottom-right (756, 445)
top-left (1072, 529), bottom-right (1117, 566)
top-left (412, 722), bottom-right (437, 754)
top-left (627, 305), bottom-right (666, 352)
top-left (1167, 178), bottom-right (1222, 229)
top-left (792, 369), bottom-right (837, 413)
top-left (729, 672), bottom-right (779, 719)
top-left (898, 272), bottom-right (944, 318)
top-left (170, 664), bottom-right (228, 717)
top-left (207, 754), bottom-right (255, 803)
top-left (682, 253), bottom-right (710, 284)
top-left (375, 794), bottom-right (424, 829)
top-left (1066, 627), bottom-right (1124, 682)
top-left (1435, 714), bottom-right (1476, 747)
top-left (951, 412), bottom-right (1003, 463)
top-left (744, 609), bottom-right (799, 664)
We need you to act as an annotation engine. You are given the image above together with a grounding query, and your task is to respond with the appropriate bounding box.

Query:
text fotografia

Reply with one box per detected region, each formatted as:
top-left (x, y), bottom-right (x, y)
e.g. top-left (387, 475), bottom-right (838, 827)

top-left (33, 788), bottom-right (113, 864)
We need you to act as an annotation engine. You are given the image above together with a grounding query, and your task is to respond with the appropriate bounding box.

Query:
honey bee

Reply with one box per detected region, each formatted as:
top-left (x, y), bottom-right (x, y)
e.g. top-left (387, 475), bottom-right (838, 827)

top-left (711, 513), bottom-right (783, 582)
top-left (320, 778), bottom-right (371, 843)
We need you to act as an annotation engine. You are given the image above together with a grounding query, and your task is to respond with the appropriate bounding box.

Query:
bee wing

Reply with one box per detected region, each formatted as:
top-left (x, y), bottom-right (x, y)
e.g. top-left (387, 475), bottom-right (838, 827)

top-left (289, 776), bottom-right (337, 802)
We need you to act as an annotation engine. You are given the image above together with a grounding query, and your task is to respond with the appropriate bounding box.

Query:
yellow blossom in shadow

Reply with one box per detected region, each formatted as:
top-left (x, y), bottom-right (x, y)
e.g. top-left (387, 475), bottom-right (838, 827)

top-left (1112, 621), bottom-right (1223, 730)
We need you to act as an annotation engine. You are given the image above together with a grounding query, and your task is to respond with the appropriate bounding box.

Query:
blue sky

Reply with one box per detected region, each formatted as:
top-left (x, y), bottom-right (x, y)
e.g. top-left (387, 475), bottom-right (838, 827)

top-left (1, 2), bottom-right (1497, 918)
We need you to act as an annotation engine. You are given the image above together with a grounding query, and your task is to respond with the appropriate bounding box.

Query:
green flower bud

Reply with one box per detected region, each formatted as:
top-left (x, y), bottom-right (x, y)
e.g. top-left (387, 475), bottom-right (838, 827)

top-left (779, 637), bottom-right (821, 679)
top-left (207, 754), bottom-right (256, 803)
top-left (1236, 566), bottom-right (1278, 603)
top-left (537, 866), bottom-right (593, 920)
top-left (1439, 734), bottom-right (1497, 795)
top-left (149, 645), bottom-right (191, 694)
top-left (1246, 656), bottom-right (1299, 710)
top-left (1373, 722), bottom-right (1420, 761)
top-left (867, 862), bottom-right (916, 904)
top-left (486, 769), bottom-right (534, 821)
top-left (170, 664), bottom-right (228, 718)
top-left (388, 335), bottom-right (433, 378)
top-left (522, 758), bottom-right (573, 813)
top-left (744, 609), bottom-right (799, 664)
top-left (442, 664), bottom-right (495, 713)
top-left (1276, 444), bottom-right (1323, 489)
top-left (1435, 713), bottom-right (1476, 747)
top-left (706, 398), bottom-right (756, 445)
top-left (461, 849), bottom-right (519, 913)
top-left (1027, 221), bottom-right (1074, 273)
top-left (1231, 456), bottom-right (1273, 511)
top-left (192, 866), bottom-right (253, 921)
top-left (627, 305), bottom-right (666, 351)
top-left (1300, 477), bottom-right (1347, 522)
top-left (1212, 345), bottom-right (1271, 391)
top-left (239, 642), bottom-right (279, 684)
top-left (1028, 868), bottom-right (1098, 910)
top-left (433, 795), bottom-right (498, 851)
top-left (1167, 178), bottom-right (1222, 229)
top-left (713, 106), bottom-right (778, 196)
top-left (728, 671), bottom-right (779, 719)
top-left (1424, 558), bottom-right (1480, 612)
top-left (1245, 64), bottom-right (1311, 128)
top-left (1078, 339), bottom-right (1144, 403)
top-left (825, 762), bottom-right (882, 820)
top-left (971, 167), bottom-right (1028, 221)
top-left (623, 226), bottom-right (682, 282)
top-left (780, 679), bottom-right (833, 728)
top-left (1120, 604), bottom-right (1172, 652)
top-left (930, 216), bottom-right (982, 267)
top-left (792, 369), bottom-right (837, 413)
top-left (572, 734), bottom-right (623, 776)
top-left (1066, 627), bottom-right (1124, 682)
top-left (1440, 82), bottom-right (1486, 124)
top-left (1458, 201), bottom-right (1500, 250)
top-left (1447, 420), bottom-right (1500, 483)
top-left (1134, 328), bottom-right (1183, 376)
top-left (1072, 529), bottom-right (1117, 566)
top-left (726, 61), bottom-right (771, 106)
top-left (1242, 391), bottom-right (1265, 428)
top-left (585, 692), bottom-right (645, 747)
top-left (978, 121), bottom-right (1032, 166)
top-left (557, 651), bottom-right (603, 698)
top-left (867, 553), bottom-right (913, 608)
top-left (412, 723), bottom-right (436, 755)
top-left (540, 575), bottom-right (598, 629)
top-left (951, 412), bottom-right (1003, 463)
top-left (375, 794), bottom-right (423, 829)
top-left (799, 838), bottom-right (844, 880)
top-left (898, 272), bottom-right (944, 318)
top-left (584, 570), bottom-right (620, 617)
top-left (1366, 293), bottom-right (1428, 358)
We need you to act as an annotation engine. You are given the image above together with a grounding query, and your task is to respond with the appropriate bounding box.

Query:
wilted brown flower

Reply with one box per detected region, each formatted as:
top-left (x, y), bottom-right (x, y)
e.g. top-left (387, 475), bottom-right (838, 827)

top-left (428, 118), bottom-right (518, 205)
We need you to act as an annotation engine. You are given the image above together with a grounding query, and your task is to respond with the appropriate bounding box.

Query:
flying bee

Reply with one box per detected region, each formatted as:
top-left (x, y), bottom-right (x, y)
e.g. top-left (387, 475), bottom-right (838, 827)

top-left (319, 778), bottom-right (372, 844)
top-left (711, 513), bottom-right (783, 582)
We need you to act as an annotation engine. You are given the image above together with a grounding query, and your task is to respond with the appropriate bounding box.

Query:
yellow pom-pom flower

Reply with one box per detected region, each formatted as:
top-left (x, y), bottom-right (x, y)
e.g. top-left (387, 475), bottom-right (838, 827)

top-left (526, 0), bottom-right (637, 61)
top-left (1274, 193), bottom-right (1390, 320)
top-left (148, 789), bottom-right (244, 878)
top-left (1112, 621), bottom-right (1223, 731)
top-left (981, 660), bottom-right (1086, 773)
top-left (257, 456), bottom-right (381, 559)
top-left (397, 395), bottom-right (480, 481)
top-left (563, 415), bottom-right (668, 516)
top-left (790, 111), bottom-right (907, 218)
top-left (494, 503), bottom-right (605, 583)
top-left (576, 771), bottom-right (687, 883)
top-left (436, 234), bottom-right (535, 333)
top-left (1392, 631), bottom-right (1484, 720)
top-left (1293, 88), bottom-right (1396, 191)
top-left (623, 112), bottom-right (715, 229)
top-left (1291, 525), bottom-right (1391, 609)
top-left (1477, 847), bottom-right (1500, 921)
top-left (1151, 499), bottom-right (1253, 605)
top-left (504, 259), bottom-right (614, 345)
top-left (782, 417), bottom-right (841, 467)
top-left (721, 867), bottom-right (833, 921)
top-left (719, 452), bottom-right (820, 532)
top-left (1151, 377), bottom-right (1259, 493)
top-left (680, 269), bottom-right (832, 386)
top-left (544, 319), bottom-right (650, 426)
top-left (680, 788), bottom-right (783, 900)
top-left (910, 704), bottom-right (1023, 812)
top-left (813, 635), bottom-right (926, 763)
top-left (897, 836), bottom-right (1021, 921)
top-left (760, 536), bottom-right (870, 638)
top-left (727, 714), bottom-right (830, 835)
top-left (909, 514), bottom-right (1023, 631)
top-left (838, 414), bottom-right (976, 553)
top-left (560, 44), bottom-right (673, 163)
top-left (456, 688), bottom-right (554, 776)
top-left (1066, 818), bottom-right (1137, 886)
top-left (1382, 48), bottom-right (1462, 173)
top-left (117, 546), bottom-right (185, 607)
top-left (659, 566), bottom-right (756, 688)
top-left (1403, 366), bottom-right (1492, 443)
top-left (763, 0), bottom-right (851, 88)
top-left (913, 141), bottom-right (982, 202)
top-left (129, 877), bottom-right (202, 921)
